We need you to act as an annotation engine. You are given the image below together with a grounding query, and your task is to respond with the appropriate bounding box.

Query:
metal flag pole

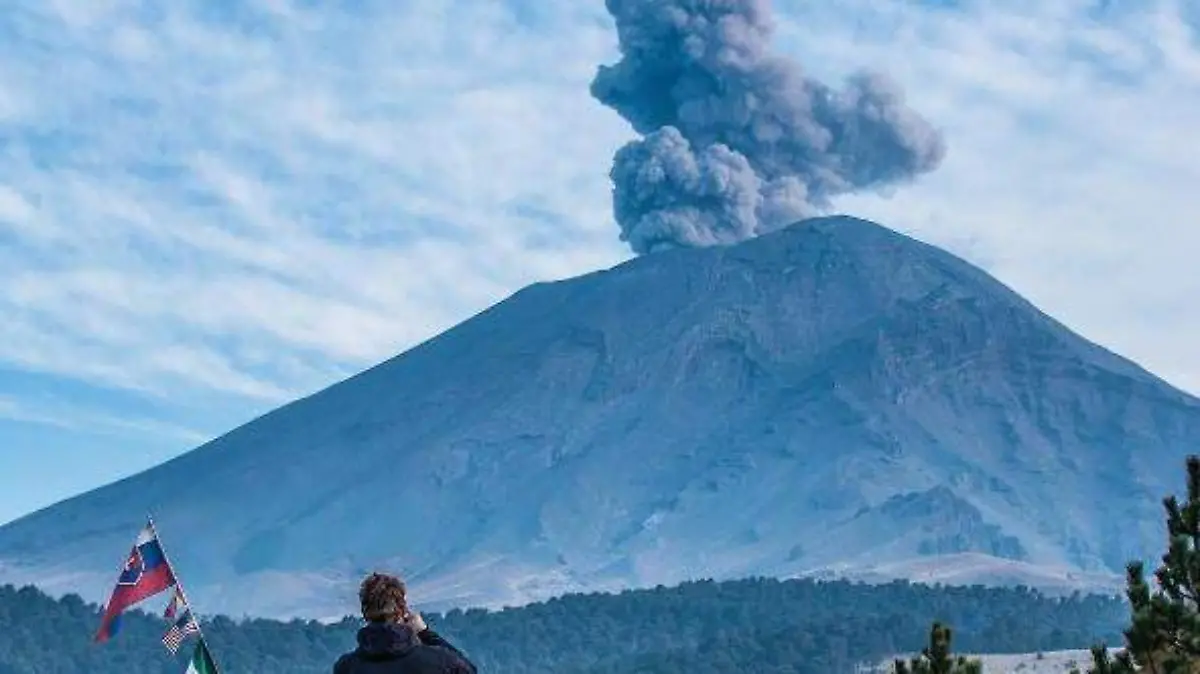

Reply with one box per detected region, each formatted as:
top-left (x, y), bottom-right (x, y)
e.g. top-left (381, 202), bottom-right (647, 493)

top-left (146, 513), bottom-right (224, 674)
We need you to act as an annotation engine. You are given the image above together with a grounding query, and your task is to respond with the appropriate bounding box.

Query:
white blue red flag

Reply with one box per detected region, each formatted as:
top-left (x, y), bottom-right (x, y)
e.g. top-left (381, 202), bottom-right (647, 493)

top-left (94, 522), bottom-right (177, 642)
top-left (164, 587), bottom-right (185, 620)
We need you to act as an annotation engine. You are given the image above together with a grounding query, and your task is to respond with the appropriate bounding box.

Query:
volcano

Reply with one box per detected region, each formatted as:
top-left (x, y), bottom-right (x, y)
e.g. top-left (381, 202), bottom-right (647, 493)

top-left (1, 215), bottom-right (1195, 620)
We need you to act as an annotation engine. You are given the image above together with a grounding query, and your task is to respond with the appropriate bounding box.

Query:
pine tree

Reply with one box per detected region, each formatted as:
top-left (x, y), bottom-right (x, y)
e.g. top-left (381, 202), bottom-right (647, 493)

top-left (1086, 455), bottom-right (1200, 673)
top-left (893, 621), bottom-right (982, 674)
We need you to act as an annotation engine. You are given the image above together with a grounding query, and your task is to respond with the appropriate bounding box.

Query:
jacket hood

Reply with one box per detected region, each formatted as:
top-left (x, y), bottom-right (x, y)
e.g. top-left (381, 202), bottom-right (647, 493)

top-left (356, 621), bottom-right (421, 660)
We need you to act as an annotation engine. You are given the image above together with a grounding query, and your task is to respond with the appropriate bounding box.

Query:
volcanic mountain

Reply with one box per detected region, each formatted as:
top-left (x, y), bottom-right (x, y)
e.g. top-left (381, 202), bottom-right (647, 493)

top-left (1, 215), bottom-right (1196, 620)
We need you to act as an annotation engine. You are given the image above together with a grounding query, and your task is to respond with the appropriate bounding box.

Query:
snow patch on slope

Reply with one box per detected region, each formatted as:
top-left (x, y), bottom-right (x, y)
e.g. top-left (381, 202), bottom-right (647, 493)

top-left (800, 552), bottom-right (1125, 595)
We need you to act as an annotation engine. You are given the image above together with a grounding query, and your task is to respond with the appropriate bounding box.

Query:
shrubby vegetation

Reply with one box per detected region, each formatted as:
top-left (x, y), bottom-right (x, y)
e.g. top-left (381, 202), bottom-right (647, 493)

top-left (893, 622), bottom-right (982, 674)
top-left (0, 570), bottom-right (1124, 673)
top-left (1072, 455), bottom-right (1200, 673)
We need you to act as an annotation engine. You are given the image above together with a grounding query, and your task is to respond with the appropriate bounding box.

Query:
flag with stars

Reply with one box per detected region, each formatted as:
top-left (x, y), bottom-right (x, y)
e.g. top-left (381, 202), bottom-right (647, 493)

top-left (162, 606), bottom-right (200, 654)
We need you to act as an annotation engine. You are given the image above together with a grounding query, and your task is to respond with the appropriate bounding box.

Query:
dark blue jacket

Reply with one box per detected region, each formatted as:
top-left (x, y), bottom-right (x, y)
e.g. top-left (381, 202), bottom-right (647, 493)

top-left (333, 621), bottom-right (477, 674)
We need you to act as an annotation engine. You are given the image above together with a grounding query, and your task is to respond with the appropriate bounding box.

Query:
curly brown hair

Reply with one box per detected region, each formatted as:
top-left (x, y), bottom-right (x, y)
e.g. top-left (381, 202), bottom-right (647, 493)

top-left (359, 572), bottom-right (409, 622)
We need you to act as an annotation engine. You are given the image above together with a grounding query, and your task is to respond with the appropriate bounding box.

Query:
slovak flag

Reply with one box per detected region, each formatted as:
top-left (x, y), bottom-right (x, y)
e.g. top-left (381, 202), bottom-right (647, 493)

top-left (94, 522), bottom-right (177, 642)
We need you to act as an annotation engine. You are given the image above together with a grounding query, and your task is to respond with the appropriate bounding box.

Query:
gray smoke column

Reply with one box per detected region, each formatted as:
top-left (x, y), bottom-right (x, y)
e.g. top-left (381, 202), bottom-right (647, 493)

top-left (591, 0), bottom-right (947, 254)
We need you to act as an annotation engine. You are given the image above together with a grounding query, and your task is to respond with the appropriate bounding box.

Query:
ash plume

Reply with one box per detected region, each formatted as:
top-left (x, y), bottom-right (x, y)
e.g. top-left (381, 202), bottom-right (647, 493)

top-left (591, 0), bottom-right (947, 254)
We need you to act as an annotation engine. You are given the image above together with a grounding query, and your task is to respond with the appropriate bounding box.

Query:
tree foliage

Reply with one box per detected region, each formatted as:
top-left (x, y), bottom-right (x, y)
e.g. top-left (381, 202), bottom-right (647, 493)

top-left (893, 621), bottom-right (982, 674)
top-left (0, 575), bottom-right (1125, 673)
top-left (1086, 455), bottom-right (1200, 674)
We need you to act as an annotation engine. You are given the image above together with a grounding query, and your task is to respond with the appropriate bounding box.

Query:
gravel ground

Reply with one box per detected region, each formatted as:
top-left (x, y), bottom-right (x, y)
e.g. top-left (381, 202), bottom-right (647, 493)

top-left (865, 648), bottom-right (1121, 673)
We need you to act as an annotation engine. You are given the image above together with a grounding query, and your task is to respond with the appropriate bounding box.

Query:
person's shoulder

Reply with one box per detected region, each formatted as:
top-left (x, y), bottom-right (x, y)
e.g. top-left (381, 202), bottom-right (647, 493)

top-left (418, 643), bottom-right (474, 671)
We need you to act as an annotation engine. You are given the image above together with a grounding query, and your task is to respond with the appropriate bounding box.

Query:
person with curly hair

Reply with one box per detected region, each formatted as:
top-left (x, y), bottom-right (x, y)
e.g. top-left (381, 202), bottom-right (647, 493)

top-left (333, 572), bottom-right (477, 673)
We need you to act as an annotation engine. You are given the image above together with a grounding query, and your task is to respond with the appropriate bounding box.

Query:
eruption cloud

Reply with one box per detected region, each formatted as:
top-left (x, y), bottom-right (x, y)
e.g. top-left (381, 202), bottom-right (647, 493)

top-left (591, 0), bottom-right (948, 254)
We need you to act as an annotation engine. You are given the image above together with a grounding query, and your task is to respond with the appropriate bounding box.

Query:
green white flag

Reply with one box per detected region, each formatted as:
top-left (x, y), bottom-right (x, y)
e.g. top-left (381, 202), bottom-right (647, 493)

top-left (184, 639), bottom-right (218, 674)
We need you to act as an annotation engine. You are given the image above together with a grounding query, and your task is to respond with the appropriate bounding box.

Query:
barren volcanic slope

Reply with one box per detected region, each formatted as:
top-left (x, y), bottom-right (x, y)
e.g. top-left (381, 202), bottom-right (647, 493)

top-left (1, 216), bottom-right (1197, 620)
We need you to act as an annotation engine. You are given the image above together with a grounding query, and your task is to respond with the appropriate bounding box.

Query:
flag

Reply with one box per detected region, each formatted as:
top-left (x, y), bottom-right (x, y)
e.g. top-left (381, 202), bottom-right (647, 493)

top-left (162, 607), bottom-right (201, 654)
top-left (94, 521), bottom-right (177, 642)
top-left (185, 639), bottom-right (218, 674)
top-left (164, 587), bottom-right (185, 620)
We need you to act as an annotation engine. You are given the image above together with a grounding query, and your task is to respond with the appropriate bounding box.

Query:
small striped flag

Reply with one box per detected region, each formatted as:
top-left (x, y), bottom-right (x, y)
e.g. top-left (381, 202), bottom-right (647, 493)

top-left (162, 607), bottom-right (200, 654)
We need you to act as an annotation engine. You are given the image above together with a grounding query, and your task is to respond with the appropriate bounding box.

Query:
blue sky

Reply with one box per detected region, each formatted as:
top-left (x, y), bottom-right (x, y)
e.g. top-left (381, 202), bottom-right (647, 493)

top-left (0, 0), bottom-right (1197, 526)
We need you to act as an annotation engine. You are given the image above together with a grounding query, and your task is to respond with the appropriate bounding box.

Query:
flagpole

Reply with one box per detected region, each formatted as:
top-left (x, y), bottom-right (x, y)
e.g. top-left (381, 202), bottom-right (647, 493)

top-left (146, 514), bottom-right (223, 674)
top-left (146, 514), bottom-right (202, 635)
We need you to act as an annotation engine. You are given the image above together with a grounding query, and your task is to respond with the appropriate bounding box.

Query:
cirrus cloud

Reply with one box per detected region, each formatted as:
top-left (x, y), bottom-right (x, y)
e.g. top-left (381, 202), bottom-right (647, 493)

top-left (0, 0), bottom-right (1197, 522)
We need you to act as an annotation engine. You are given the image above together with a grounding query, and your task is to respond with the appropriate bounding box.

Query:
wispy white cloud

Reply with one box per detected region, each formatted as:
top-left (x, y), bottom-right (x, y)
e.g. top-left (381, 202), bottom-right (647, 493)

top-left (0, 0), bottom-right (1197, 448)
top-left (775, 0), bottom-right (1200, 392)
top-left (0, 0), bottom-right (632, 408)
top-left (0, 393), bottom-right (209, 444)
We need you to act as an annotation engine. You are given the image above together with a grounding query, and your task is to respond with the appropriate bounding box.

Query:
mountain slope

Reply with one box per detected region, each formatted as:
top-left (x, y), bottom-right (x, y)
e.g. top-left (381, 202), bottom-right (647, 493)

top-left (1, 215), bottom-right (1195, 619)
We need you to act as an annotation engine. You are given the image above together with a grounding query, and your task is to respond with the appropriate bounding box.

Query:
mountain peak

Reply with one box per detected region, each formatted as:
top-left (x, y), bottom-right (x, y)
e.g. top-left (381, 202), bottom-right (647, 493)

top-left (0, 214), bottom-right (1195, 619)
